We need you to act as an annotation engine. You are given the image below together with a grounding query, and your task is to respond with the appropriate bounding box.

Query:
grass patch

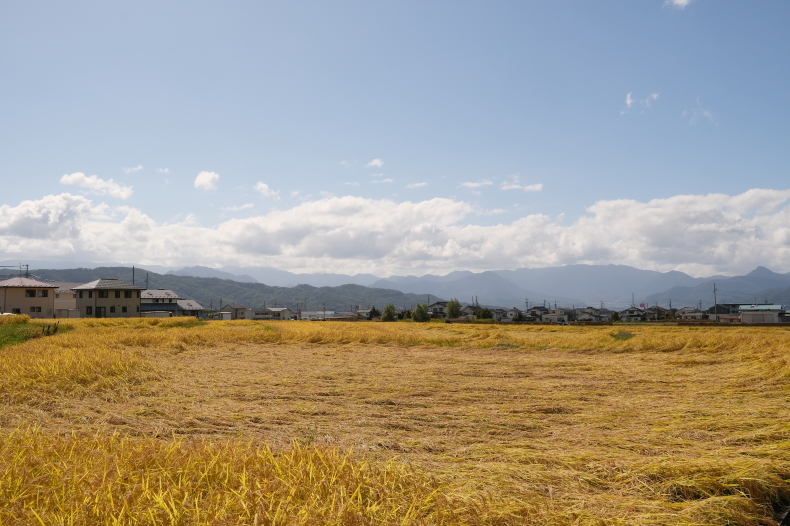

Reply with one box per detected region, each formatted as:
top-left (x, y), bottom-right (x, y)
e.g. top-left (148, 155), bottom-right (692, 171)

top-left (611, 330), bottom-right (636, 341)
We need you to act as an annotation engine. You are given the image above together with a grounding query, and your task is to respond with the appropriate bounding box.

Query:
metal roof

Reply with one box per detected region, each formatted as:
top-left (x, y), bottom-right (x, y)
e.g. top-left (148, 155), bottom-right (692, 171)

top-left (739, 304), bottom-right (784, 311)
top-left (0, 277), bottom-right (56, 288)
top-left (141, 289), bottom-right (181, 299)
top-left (73, 279), bottom-right (143, 290)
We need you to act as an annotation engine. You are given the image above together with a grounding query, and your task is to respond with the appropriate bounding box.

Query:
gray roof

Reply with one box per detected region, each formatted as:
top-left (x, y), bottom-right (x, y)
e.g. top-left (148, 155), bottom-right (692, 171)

top-left (47, 282), bottom-right (85, 293)
top-left (73, 279), bottom-right (143, 290)
top-left (141, 289), bottom-right (181, 299)
top-left (177, 299), bottom-right (204, 310)
top-left (0, 277), bottom-right (55, 288)
top-left (221, 303), bottom-right (247, 309)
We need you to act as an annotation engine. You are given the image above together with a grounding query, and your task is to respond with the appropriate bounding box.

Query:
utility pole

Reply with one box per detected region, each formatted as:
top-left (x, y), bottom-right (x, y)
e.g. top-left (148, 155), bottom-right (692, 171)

top-left (713, 283), bottom-right (718, 322)
top-left (145, 273), bottom-right (149, 290)
top-left (132, 266), bottom-right (135, 285)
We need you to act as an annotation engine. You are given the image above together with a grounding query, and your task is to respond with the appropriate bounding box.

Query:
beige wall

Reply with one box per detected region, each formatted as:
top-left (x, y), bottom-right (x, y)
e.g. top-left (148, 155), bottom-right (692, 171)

top-left (76, 289), bottom-right (141, 318)
top-left (54, 291), bottom-right (77, 310)
top-left (0, 286), bottom-right (56, 319)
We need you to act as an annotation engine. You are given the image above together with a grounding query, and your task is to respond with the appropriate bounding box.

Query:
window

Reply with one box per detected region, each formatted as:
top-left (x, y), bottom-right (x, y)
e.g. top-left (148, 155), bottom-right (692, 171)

top-left (86, 306), bottom-right (93, 315)
top-left (11, 308), bottom-right (20, 314)
top-left (137, 291), bottom-right (141, 298)
top-left (110, 306), bottom-right (115, 313)
top-left (169, 299), bottom-right (173, 303)
top-left (124, 291), bottom-right (132, 298)
top-left (25, 290), bottom-right (35, 297)
top-left (30, 307), bottom-right (36, 313)
top-left (115, 291), bottom-right (121, 298)
top-left (79, 291), bottom-right (83, 298)
top-left (136, 306), bottom-right (139, 312)
top-left (55, 294), bottom-right (60, 298)
top-left (98, 291), bottom-right (108, 298)
top-left (154, 299), bottom-right (159, 303)
top-left (88, 291), bottom-right (92, 298)
top-left (36, 307), bottom-right (41, 312)
top-left (122, 306), bottom-right (127, 313)
top-left (38, 290), bottom-right (48, 297)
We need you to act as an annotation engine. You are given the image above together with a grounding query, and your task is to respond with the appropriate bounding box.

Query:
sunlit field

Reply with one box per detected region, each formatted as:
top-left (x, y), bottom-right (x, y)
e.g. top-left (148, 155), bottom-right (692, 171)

top-left (1, 316), bottom-right (790, 525)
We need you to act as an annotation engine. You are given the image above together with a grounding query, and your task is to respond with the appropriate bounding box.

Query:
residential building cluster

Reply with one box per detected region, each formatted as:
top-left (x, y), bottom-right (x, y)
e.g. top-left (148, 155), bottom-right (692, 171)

top-left (1, 275), bottom-right (787, 324)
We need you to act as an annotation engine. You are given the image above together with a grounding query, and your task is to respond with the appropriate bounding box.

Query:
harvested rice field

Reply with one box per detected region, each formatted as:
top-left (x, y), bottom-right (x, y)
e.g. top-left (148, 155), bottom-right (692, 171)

top-left (1, 316), bottom-right (790, 525)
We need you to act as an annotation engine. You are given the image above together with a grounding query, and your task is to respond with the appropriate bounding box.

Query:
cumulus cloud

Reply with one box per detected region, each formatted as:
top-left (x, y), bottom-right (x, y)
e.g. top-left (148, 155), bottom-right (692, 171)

top-left (254, 182), bottom-right (280, 199)
top-left (366, 158), bottom-right (384, 168)
top-left (123, 165), bottom-right (143, 174)
top-left (157, 168), bottom-right (170, 174)
top-left (407, 182), bottom-right (428, 189)
top-left (194, 171), bottom-right (220, 191)
top-left (371, 178), bottom-right (393, 184)
top-left (60, 173), bottom-right (133, 200)
top-left (2, 189), bottom-right (790, 276)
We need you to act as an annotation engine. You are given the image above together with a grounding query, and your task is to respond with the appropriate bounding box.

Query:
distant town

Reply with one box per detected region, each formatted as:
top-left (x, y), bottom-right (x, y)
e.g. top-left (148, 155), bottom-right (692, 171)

top-left (1, 264), bottom-right (787, 324)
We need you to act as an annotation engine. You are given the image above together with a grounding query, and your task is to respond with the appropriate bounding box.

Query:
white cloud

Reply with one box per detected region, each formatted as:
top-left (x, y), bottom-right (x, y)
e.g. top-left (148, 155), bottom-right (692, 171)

top-left (254, 182), bottom-right (280, 199)
top-left (344, 182), bottom-right (360, 186)
top-left (665, 0), bottom-right (693, 9)
top-left (60, 172), bottom-right (134, 200)
top-left (222, 203), bottom-right (254, 212)
top-left (194, 171), bottom-right (220, 191)
top-left (340, 160), bottom-right (352, 168)
top-left (407, 182), bottom-right (428, 189)
top-left (371, 178), bottom-right (393, 184)
top-left (683, 99), bottom-right (718, 126)
top-left (157, 168), bottom-right (170, 174)
top-left (460, 180), bottom-right (493, 189)
top-left (123, 165), bottom-right (143, 174)
top-left (622, 92), bottom-right (660, 114)
top-left (366, 158), bottom-right (384, 168)
top-left (3, 189), bottom-right (790, 277)
top-left (501, 175), bottom-right (543, 192)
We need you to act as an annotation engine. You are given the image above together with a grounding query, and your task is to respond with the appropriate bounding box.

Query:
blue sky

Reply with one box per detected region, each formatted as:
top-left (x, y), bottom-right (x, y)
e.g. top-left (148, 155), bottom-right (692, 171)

top-left (1, 1), bottom-right (789, 276)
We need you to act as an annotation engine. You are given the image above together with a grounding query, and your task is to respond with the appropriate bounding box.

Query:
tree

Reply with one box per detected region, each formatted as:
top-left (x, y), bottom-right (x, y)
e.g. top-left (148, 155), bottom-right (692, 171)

top-left (513, 311), bottom-right (526, 322)
top-left (368, 306), bottom-right (381, 319)
top-left (412, 303), bottom-right (431, 322)
top-left (610, 311), bottom-right (620, 322)
top-left (445, 298), bottom-right (462, 319)
top-left (475, 307), bottom-right (493, 319)
top-left (381, 304), bottom-right (397, 322)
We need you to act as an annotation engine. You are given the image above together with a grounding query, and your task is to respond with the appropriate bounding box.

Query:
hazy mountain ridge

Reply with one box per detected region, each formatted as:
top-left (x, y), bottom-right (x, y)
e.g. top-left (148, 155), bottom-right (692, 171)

top-left (0, 267), bottom-right (440, 312)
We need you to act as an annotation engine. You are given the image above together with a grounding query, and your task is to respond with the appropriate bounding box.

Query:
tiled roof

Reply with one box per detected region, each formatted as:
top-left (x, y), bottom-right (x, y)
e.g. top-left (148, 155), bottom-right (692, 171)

top-left (47, 282), bottom-right (85, 293)
top-left (141, 289), bottom-right (181, 299)
top-left (222, 303), bottom-right (246, 309)
top-left (177, 299), bottom-right (204, 310)
top-left (0, 277), bottom-right (55, 288)
top-left (73, 279), bottom-right (143, 290)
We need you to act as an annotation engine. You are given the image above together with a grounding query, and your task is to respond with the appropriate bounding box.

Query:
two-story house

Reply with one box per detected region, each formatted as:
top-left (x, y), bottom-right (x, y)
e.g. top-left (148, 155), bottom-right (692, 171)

top-left (74, 279), bottom-right (142, 318)
top-left (0, 277), bottom-right (56, 318)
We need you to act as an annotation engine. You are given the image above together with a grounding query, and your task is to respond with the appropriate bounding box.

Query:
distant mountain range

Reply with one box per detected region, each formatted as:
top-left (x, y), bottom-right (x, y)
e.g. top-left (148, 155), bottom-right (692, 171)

top-left (4, 261), bottom-right (790, 310)
top-left (0, 267), bottom-right (435, 312)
